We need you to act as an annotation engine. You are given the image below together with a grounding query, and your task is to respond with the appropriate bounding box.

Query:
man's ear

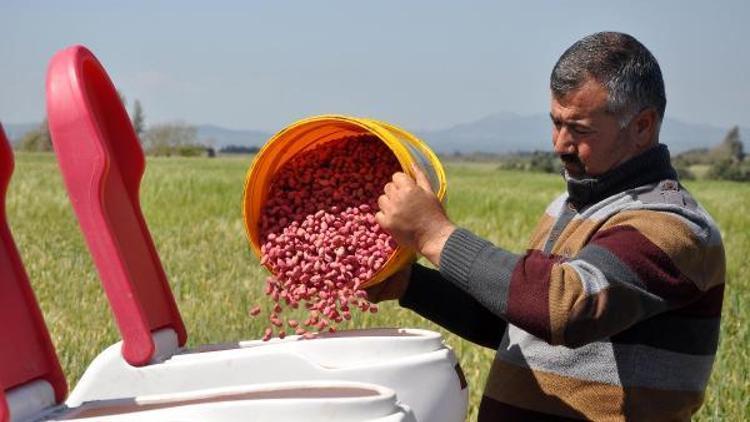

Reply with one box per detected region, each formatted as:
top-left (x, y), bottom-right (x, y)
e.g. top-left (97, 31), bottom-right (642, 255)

top-left (632, 108), bottom-right (659, 150)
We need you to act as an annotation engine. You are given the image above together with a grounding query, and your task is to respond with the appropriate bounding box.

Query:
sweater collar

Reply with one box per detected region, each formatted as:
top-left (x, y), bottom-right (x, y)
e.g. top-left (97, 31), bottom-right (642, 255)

top-left (564, 144), bottom-right (677, 210)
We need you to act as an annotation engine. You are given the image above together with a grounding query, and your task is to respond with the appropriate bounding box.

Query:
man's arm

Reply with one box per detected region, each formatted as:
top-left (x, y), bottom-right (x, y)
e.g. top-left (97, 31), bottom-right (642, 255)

top-left (375, 166), bottom-right (723, 348)
top-left (399, 263), bottom-right (507, 350)
top-left (439, 210), bottom-right (724, 347)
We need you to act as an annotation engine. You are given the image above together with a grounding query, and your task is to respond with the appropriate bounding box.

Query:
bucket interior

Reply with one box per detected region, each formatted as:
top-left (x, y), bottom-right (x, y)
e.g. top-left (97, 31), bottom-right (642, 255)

top-left (243, 118), bottom-right (401, 257)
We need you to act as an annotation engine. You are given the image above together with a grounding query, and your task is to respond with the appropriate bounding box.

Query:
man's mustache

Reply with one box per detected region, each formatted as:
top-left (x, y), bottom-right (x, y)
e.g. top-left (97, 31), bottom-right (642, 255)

top-left (558, 153), bottom-right (582, 166)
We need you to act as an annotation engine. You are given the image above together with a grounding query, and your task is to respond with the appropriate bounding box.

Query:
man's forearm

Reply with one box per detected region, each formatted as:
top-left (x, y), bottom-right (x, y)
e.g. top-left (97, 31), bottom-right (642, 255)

top-left (437, 228), bottom-right (521, 319)
top-left (400, 263), bottom-right (507, 350)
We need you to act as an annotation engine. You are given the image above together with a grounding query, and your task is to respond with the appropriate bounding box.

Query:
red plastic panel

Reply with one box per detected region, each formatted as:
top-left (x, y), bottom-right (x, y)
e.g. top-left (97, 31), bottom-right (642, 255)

top-left (46, 46), bottom-right (187, 366)
top-left (0, 124), bottom-right (67, 410)
top-left (0, 389), bottom-right (6, 422)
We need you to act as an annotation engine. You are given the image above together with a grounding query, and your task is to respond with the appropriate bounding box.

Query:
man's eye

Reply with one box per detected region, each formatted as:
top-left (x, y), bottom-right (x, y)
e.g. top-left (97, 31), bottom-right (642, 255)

top-left (571, 126), bottom-right (590, 135)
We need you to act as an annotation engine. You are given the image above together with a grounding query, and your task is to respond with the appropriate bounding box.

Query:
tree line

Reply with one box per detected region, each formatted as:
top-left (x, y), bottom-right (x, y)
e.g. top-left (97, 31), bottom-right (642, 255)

top-left (672, 126), bottom-right (749, 182)
top-left (16, 94), bottom-right (214, 157)
top-left (443, 126), bottom-right (749, 183)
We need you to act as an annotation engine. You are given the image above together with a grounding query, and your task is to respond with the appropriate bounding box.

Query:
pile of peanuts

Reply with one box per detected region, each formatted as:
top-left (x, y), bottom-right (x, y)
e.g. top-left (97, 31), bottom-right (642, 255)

top-left (250, 135), bottom-right (401, 340)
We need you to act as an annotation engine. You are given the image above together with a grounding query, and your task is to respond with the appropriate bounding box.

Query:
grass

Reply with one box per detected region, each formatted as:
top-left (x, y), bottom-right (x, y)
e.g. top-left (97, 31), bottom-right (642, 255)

top-left (7, 152), bottom-right (748, 421)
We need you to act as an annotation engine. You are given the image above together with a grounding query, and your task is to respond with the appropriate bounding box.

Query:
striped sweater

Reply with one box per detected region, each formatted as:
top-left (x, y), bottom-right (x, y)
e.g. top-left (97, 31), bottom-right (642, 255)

top-left (401, 145), bottom-right (725, 421)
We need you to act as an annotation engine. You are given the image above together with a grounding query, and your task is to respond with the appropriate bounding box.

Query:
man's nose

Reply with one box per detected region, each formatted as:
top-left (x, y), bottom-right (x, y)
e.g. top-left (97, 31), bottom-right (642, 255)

top-left (553, 126), bottom-right (576, 155)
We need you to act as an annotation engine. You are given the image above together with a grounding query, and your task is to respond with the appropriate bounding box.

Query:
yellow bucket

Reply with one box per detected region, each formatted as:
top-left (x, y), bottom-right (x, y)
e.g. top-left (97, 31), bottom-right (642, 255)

top-left (242, 114), bottom-right (447, 288)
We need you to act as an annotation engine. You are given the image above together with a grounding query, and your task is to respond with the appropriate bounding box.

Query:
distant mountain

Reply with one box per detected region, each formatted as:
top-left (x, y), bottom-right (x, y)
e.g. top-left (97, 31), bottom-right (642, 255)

top-left (196, 124), bottom-right (270, 148)
top-left (3, 116), bottom-right (746, 154)
top-left (417, 113), bottom-right (749, 155)
top-left (658, 119), bottom-right (745, 154)
top-left (417, 112), bottom-right (549, 154)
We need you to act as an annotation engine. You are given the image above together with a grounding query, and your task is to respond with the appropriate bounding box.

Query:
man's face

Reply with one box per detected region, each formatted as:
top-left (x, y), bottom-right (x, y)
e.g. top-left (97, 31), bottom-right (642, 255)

top-left (550, 79), bottom-right (638, 178)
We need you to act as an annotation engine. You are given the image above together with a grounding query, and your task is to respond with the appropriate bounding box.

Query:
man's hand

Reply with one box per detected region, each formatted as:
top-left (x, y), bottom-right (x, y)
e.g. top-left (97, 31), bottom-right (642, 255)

top-left (366, 264), bottom-right (412, 303)
top-left (375, 165), bottom-right (455, 266)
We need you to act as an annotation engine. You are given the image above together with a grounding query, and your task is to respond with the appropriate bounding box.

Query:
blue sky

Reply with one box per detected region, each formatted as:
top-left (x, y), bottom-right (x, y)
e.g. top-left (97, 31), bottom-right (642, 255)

top-left (1, 0), bottom-right (748, 132)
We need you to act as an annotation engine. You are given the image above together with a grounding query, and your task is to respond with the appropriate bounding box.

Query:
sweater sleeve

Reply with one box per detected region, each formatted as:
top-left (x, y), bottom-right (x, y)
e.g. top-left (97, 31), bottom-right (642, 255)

top-left (439, 210), bottom-right (725, 347)
top-left (399, 263), bottom-right (507, 350)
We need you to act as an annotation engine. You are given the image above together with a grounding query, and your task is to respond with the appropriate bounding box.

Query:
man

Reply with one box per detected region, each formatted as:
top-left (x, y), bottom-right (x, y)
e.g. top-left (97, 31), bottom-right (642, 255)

top-left (371, 32), bottom-right (725, 421)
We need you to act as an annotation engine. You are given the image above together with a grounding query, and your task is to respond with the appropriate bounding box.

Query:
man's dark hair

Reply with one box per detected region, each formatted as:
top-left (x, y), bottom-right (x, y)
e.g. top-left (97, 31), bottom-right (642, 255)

top-left (551, 32), bottom-right (666, 126)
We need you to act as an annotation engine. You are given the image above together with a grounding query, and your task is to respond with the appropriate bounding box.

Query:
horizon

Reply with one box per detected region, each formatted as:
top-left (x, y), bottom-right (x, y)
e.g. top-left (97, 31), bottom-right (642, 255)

top-left (4, 110), bottom-right (749, 136)
top-left (4, 110), bottom-right (745, 156)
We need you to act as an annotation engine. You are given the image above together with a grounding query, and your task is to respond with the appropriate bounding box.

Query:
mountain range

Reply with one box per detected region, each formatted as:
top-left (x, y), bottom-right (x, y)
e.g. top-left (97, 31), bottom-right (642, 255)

top-left (414, 113), bottom-right (748, 155)
top-left (3, 113), bottom-right (746, 155)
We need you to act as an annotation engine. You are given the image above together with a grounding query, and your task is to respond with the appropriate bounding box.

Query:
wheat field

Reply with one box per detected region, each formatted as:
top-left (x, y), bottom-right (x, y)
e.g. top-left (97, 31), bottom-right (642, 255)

top-left (7, 153), bottom-right (748, 420)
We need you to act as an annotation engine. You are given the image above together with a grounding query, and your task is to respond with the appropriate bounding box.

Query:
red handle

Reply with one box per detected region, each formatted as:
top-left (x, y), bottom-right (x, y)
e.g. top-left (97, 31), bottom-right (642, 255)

top-left (0, 123), bottom-right (67, 411)
top-left (46, 46), bottom-right (187, 366)
top-left (0, 389), bottom-right (6, 422)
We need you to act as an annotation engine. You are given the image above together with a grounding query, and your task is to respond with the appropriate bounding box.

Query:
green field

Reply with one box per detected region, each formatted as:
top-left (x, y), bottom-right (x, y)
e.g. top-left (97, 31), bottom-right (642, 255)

top-left (7, 153), bottom-right (749, 420)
